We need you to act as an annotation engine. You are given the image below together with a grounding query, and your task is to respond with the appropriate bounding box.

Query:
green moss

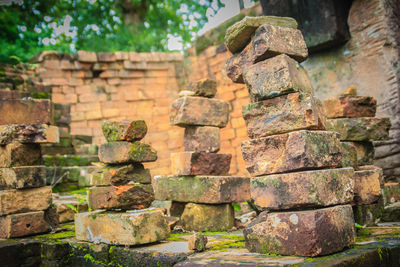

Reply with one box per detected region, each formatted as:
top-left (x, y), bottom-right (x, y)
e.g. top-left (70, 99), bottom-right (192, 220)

top-left (166, 233), bottom-right (191, 241)
top-left (35, 230), bottom-right (75, 240)
top-left (208, 240), bottom-right (246, 251)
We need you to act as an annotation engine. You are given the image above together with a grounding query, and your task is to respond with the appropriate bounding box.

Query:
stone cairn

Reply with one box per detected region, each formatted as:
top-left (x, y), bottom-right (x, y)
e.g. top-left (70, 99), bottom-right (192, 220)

top-left (225, 16), bottom-right (356, 256)
top-left (153, 78), bottom-right (250, 232)
top-left (324, 87), bottom-right (391, 225)
top-left (0, 99), bottom-right (59, 238)
top-left (75, 120), bottom-right (170, 245)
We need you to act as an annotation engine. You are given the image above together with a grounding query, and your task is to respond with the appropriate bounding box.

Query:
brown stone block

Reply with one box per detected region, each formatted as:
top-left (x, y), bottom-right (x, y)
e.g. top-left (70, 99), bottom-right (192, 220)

top-left (170, 96), bottom-right (229, 128)
top-left (354, 165), bottom-right (383, 205)
top-left (98, 141), bottom-right (157, 164)
top-left (0, 143), bottom-right (41, 167)
top-left (347, 141), bottom-right (374, 166)
top-left (242, 93), bottom-right (325, 138)
top-left (340, 142), bottom-right (358, 169)
top-left (0, 99), bottom-right (53, 125)
top-left (77, 50), bottom-right (97, 62)
top-left (182, 78), bottom-right (217, 98)
top-left (243, 205), bottom-right (355, 256)
top-left (251, 168), bottom-right (354, 210)
top-left (0, 211), bottom-right (50, 238)
top-left (184, 126), bottom-right (220, 153)
top-left (323, 95), bottom-right (377, 118)
top-left (89, 163), bottom-right (151, 186)
top-left (0, 124), bottom-right (59, 145)
top-left (171, 152), bottom-right (231, 175)
top-left (101, 120), bottom-right (147, 142)
top-left (241, 130), bottom-right (342, 176)
top-left (0, 166), bottom-right (46, 190)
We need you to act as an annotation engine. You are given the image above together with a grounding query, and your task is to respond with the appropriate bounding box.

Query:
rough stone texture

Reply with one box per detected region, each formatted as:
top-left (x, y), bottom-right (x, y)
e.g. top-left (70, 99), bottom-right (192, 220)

top-left (383, 182), bottom-right (400, 205)
top-left (88, 184), bottom-right (154, 210)
top-left (244, 205), bottom-right (355, 256)
top-left (0, 166), bottom-right (46, 190)
top-left (180, 203), bottom-right (234, 232)
top-left (242, 93), bottom-right (326, 138)
top-left (251, 168), bottom-right (354, 210)
top-left (53, 199), bottom-right (88, 223)
top-left (0, 211), bottom-right (50, 238)
top-left (326, 117), bottom-right (391, 141)
top-left (153, 175), bottom-right (250, 204)
top-left (75, 208), bottom-right (170, 245)
top-left (101, 120), bottom-right (147, 142)
top-left (348, 141), bottom-right (375, 166)
top-left (0, 186), bottom-right (52, 216)
top-left (0, 99), bottom-right (53, 125)
top-left (170, 96), bottom-right (229, 128)
top-left (184, 78), bottom-right (217, 98)
top-left (352, 197), bottom-right (384, 226)
top-left (171, 152), bottom-right (231, 175)
top-left (0, 124), bottom-right (59, 145)
top-left (184, 126), bottom-right (220, 153)
top-left (382, 202), bottom-right (400, 222)
top-left (340, 142), bottom-right (358, 169)
top-left (354, 166), bottom-right (383, 205)
top-left (0, 143), bottom-right (42, 167)
top-left (241, 130), bottom-right (342, 176)
top-left (89, 163), bottom-right (151, 186)
top-left (323, 95), bottom-right (377, 118)
top-left (98, 141), bottom-right (157, 164)
top-left (188, 233), bottom-right (208, 252)
top-left (225, 16), bottom-right (298, 54)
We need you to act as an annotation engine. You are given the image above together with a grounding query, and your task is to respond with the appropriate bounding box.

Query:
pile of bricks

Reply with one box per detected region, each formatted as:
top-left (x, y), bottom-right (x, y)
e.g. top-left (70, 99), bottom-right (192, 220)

top-left (75, 120), bottom-right (170, 245)
top-left (225, 16), bottom-right (356, 256)
top-left (0, 98), bottom-right (59, 238)
top-left (153, 78), bottom-right (250, 232)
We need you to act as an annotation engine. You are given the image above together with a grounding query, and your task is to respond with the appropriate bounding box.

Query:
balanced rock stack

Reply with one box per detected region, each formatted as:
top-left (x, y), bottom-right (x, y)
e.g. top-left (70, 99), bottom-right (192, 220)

top-left (153, 78), bottom-right (250, 232)
top-left (0, 99), bottom-right (59, 238)
top-left (75, 120), bottom-right (170, 245)
top-left (225, 16), bottom-right (356, 256)
top-left (324, 88), bottom-right (391, 225)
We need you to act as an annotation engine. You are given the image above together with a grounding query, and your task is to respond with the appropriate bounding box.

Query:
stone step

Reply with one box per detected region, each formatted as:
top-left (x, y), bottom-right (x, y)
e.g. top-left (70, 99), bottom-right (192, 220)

top-left (0, 166), bottom-right (47, 190)
top-left (323, 95), bottom-right (376, 118)
top-left (0, 143), bottom-right (41, 167)
top-left (354, 166), bottom-right (383, 205)
top-left (183, 126), bottom-right (220, 153)
top-left (171, 152), bottom-right (231, 175)
top-left (42, 154), bottom-right (99, 167)
top-left (102, 120), bottom-right (147, 142)
top-left (0, 211), bottom-right (50, 238)
top-left (88, 163), bottom-right (151, 186)
top-left (0, 124), bottom-right (59, 145)
top-left (0, 99), bottom-right (53, 125)
top-left (98, 141), bottom-right (157, 164)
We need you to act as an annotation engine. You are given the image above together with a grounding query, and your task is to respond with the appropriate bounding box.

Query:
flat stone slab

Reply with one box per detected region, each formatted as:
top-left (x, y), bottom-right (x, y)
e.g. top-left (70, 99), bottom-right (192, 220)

top-left (323, 95), bottom-right (377, 118)
top-left (0, 186), bottom-right (52, 216)
top-left (170, 96), bottom-right (229, 128)
top-left (0, 143), bottom-right (41, 167)
top-left (326, 117), bottom-right (391, 141)
top-left (347, 141), bottom-right (375, 166)
top-left (75, 208), bottom-right (170, 246)
top-left (0, 99), bottom-right (53, 125)
top-left (340, 142), bottom-right (358, 169)
top-left (101, 120), bottom-right (147, 142)
top-left (88, 184), bottom-right (154, 210)
top-left (354, 165), bottom-right (383, 205)
top-left (242, 93), bottom-right (325, 138)
top-left (184, 126), bottom-right (220, 153)
top-left (0, 166), bottom-right (46, 190)
top-left (0, 124), bottom-right (59, 145)
top-left (89, 163), bottom-right (151, 186)
top-left (153, 175), bottom-right (250, 204)
top-left (243, 205), bottom-right (355, 256)
top-left (183, 78), bottom-right (217, 98)
top-left (251, 168), bottom-right (354, 210)
top-left (171, 152), bottom-right (231, 175)
top-left (0, 211), bottom-right (50, 238)
top-left (241, 130), bottom-right (342, 176)
top-left (225, 16), bottom-right (298, 54)
top-left (98, 141), bottom-right (157, 164)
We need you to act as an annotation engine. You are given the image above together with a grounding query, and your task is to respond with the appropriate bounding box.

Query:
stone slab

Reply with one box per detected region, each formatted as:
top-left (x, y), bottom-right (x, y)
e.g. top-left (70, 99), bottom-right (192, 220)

top-left (171, 152), bottom-right (231, 175)
top-left (354, 166), bottom-right (383, 205)
top-left (101, 120), bottom-right (147, 142)
top-left (242, 93), bottom-right (325, 138)
top-left (153, 175), bottom-right (250, 204)
top-left (0, 211), bottom-right (50, 238)
top-left (75, 208), bottom-right (170, 245)
top-left (348, 141), bottom-right (375, 166)
top-left (323, 95), bottom-right (377, 118)
top-left (251, 168), bottom-right (354, 210)
top-left (340, 142), bottom-right (358, 169)
top-left (170, 96), bottom-right (229, 128)
top-left (0, 186), bottom-right (52, 216)
top-left (0, 99), bottom-right (53, 125)
top-left (326, 117), bottom-right (391, 141)
top-left (98, 141), bottom-right (157, 164)
top-left (241, 130), bottom-right (342, 176)
top-left (88, 184), bottom-right (154, 210)
top-left (89, 163), bottom-right (151, 186)
top-left (0, 166), bottom-right (46, 190)
top-left (183, 78), bottom-right (217, 98)
top-left (184, 126), bottom-right (220, 153)
top-left (0, 143), bottom-right (41, 167)
top-left (0, 124), bottom-right (59, 144)
top-left (243, 205), bottom-right (355, 256)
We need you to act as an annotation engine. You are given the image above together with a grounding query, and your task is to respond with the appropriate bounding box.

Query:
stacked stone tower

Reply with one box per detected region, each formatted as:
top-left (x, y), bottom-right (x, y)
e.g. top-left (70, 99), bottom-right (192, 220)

top-left (225, 16), bottom-right (356, 256)
top-left (75, 120), bottom-right (170, 245)
top-left (0, 99), bottom-right (59, 238)
top-left (153, 79), bottom-right (250, 232)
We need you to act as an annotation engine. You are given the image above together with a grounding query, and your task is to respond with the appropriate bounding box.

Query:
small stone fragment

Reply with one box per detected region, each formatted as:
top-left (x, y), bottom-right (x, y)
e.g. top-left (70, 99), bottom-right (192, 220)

top-left (89, 163), bottom-right (151, 186)
top-left (98, 141), bottom-right (157, 164)
top-left (102, 120), bottom-right (147, 142)
top-left (184, 126), bottom-right (220, 153)
top-left (0, 124), bottom-right (59, 145)
top-left (184, 78), bottom-right (217, 98)
top-left (171, 152), bottom-right (231, 175)
top-left (323, 95), bottom-right (377, 118)
top-left (354, 166), bottom-right (383, 205)
top-left (340, 142), bottom-right (358, 169)
top-left (0, 166), bottom-right (47, 190)
top-left (188, 233), bottom-right (208, 251)
top-left (348, 141), bottom-right (375, 166)
top-left (0, 99), bottom-right (53, 125)
top-left (0, 211), bottom-right (50, 238)
top-left (0, 143), bottom-right (42, 167)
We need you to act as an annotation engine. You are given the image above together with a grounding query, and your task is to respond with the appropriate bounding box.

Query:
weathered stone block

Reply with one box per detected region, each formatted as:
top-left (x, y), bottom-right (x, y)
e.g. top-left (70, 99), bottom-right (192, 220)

top-left (0, 143), bottom-right (41, 167)
top-left (184, 126), bottom-right (220, 153)
top-left (170, 97), bottom-right (229, 127)
top-left (89, 163), bottom-right (151, 186)
top-left (241, 130), bottom-right (342, 176)
top-left (0, 166), bottom-right (46, 190)
top-left (102, 120), bottom-right (147, 142)
top-left (188, 233), bottom-right (208, 251)
top-left (0, 211), bottom-right (50, 238)
top-left (251, 168), bottom-right (354, 210)
top-left (75, 208), bottom-right (170, 245)
top-left (352, 197), bottom-right (384, 226)
top-left (98, 141), bottom-right (157, 164)
top-left (180, 203), bottom-right (234, 232)
top-left (0, 99), bottom-right (53, 125)
top-left (0, 124), bottom-right (59, 145)
top-left (243, 205), bottom-right (355, 256)
top-left (354, 166), bottom-right (383, 205)
top-left (183, 78), bottom-right (217, 98)
top-left (88, 184), bottom-right (154, 210)
top-left (383, 182), bottom-right (400, 205)
top-left (225, 16), bottom-right (298, 54)
top-left (153, 175), bottom-right (250, 204)
top-left (242, 93), bottom-right (325, 138)
top-left (0, 186), bottom-right (52, 216)
top-left (53, 199), bottom-right (88, 223)
top-left (340, 142), bottom-right (358, 169)
top-left (323, 95), bottom-right (377, 118)
top-left (171, 152), bottom-right (231, 175)
top-left (326, 118), bottom-right (391, 141)
top-left (348, 141), bottom-right (375, 166)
